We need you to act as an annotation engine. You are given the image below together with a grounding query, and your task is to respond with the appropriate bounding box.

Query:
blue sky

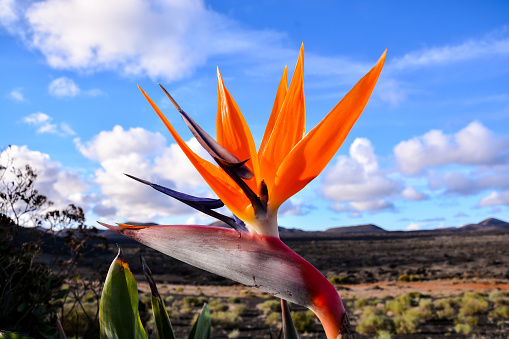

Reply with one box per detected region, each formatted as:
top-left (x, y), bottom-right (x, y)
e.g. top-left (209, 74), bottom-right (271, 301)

top-left (1, 0), bottom-right (508, 231)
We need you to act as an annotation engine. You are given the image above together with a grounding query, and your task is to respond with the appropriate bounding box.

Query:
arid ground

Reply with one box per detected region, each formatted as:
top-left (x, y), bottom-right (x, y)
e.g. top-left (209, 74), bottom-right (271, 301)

top-left (77, 226), bottom-right (509, 338)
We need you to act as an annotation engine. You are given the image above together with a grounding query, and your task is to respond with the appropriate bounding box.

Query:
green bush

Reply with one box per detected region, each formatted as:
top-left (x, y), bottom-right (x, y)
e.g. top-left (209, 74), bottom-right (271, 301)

top-left (211, 311), bottom-right (242, 329)
top-left (354, 297), bottom-right (369, 310)
top-left (406, 306), bottom-right (432, 323)
top-left (184, 296), bottom-right (208, 307)
top-left (393, 313), bottom-right (419, 334)
top-left (384, 294), bottom-right (413, 316)
top-left (376, 330), bottom-right (392, 339)
top-left (227, 296), bottom-right (241, 303)
top-left (260, 300), bottom-right (281, 314)
top-left (209, 298), bottom-right (229, 312)
top-left (454, 323), bottom-right (472, 335)
top-left (356, 307), bottom-right (393, 335)
top-left (434, 298), bottom-right (456, 309)
top-left (398, 274), bottom-right (421, 282)
top-left (459, 293), bottom-right (488, 316)
top-left (228, 329), bottom-right (240, 338)
top-left (329, 276), bottom-right (347, 284)
top-left (490, 305), bottom-right (509, 318)
top-left (436, 306), bottom-right (455, 319)
top-left (265, 312), bottom-right (280, 324)
top-left (290, 310), bottom-right (316, 333)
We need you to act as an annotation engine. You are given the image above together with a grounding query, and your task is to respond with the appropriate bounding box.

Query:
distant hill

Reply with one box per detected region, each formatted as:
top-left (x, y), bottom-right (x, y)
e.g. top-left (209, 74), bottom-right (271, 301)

top-left (96, 218), bottom-right (509, 242)
top-left (459, 218), bottom-right (509, 232)
top-left (325, 224), bottom-right (386, 234)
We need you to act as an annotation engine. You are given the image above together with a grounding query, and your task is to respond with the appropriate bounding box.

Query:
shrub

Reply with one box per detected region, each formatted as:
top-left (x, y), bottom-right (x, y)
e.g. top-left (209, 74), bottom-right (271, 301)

top-left (434, 298), bottom-right (456, 309)
top-left (291, 310), bottom-right (316, 333)
top-left (260, 300), bottom-right (281, 314)
top-left (406, 306), bottom-right (432, 322)
top-left (490, 305), bottom-right (509, 318)
top-left (209, 298), bottom-right (229, 312)
top-left (459, 293), bottom-right (488, 316)
top-left (384, 295), bottom-right (412, 316)
top-left (356, 307), bottom-right (393, 335)
top-left (211, 311), bottom-right (242, 329)
top-left (436, 307), bottom-right (455, 319)
top-left (329, 276), bottom-right (347, 284)
top-left (184, 296), bottom-right (208, 307)
top-left (175, 286), bottom-right (184, 292)
top-left (354, 298), bottom-right (369, 310)
top-left (376, 330), bottom-right (391, 339)
top-left (393, 313), bottom-right (419, 334)
top-left (418, 298), bottom-right (433, 311)
top-left (227, 296), bottom-right (240, 303)
top-left (454, 323), bottom-right (472, 335)
top-left (228, 329), bottom-right (240, 338)
top-left (398, 274), bottom-right (420, 282)
top-left (231, 304), bottom-right (246, 316)
top-left (265, 312), bottom-right (280, 324)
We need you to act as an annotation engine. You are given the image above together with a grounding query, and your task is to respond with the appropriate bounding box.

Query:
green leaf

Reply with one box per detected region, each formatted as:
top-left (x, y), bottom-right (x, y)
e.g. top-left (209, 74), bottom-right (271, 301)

top-left (188, 304), bottom-right (211, 339)
top-left (0, 331), bottom-right (33, 339)
top-left (281, 300), bottom-right (299, 339)
top-left (141, 256), bottom-right (176, 339)
top-left (99, 247), bottom-right (148, 339)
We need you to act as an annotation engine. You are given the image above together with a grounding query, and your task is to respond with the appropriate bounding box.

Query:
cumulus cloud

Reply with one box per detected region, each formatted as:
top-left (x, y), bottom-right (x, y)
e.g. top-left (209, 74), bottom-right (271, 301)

top-left (22, 112), bottom-right (76, 136)
top-left (279, 199), bottom-right (314, 216)
top-left (479, 191), bottom-right (509, 207)
top-left (0, 145), bottom-right (90, 217)
top-left (0, 0), bottom-right (284, 81)
top-left (395, 121), bottom-right (509, 175)
top-left (77, 125), bottom-right (213, 221)
top-left (402, 186), bottom-right (428, 201)
top-left (75, 125), bottom-right (166, 161)
top-left (48, 76), bottom-right (104, 98)
top-left (406, 222), bottom-right (425, 231)
top-left (48, 77), bottom-right (80, 97)
top-left (322, 138), bottom-right (401, 214)
top-left (9, 87), bottom-right (24, 101)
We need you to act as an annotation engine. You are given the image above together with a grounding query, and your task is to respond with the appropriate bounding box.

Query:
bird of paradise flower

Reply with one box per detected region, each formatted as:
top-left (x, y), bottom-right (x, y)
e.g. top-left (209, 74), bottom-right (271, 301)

top-left (100, 44), bottom-right (386, 339)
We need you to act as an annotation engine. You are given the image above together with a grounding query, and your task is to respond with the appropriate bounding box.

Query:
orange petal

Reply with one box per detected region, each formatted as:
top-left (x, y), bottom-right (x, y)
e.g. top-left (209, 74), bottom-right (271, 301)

top-left (259, 66), bottom-right (288, 154)
top-left (139, 86), bottom-right (254, 223)
top-left (216, 69), bottom-right (260, 193)
top-left (259, 44), bottom-right (306, 192)
top-left (270, 50), bottom-right (387, 208)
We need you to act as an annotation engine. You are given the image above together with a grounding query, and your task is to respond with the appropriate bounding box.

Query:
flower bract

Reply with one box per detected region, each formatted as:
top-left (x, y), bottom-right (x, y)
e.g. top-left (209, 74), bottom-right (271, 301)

top-left (101, 44), bottom-right (386, 338)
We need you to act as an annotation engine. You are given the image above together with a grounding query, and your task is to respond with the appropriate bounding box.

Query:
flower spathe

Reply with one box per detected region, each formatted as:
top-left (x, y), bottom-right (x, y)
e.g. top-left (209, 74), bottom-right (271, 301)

top-left (101, 45), bottom-right (386, 338)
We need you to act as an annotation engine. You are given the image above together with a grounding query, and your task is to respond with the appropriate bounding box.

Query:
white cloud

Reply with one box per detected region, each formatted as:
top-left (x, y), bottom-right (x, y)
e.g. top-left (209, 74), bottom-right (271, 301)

top-left (391, 33), bottom-right (509, 71)
top-left (76, 125), bottom-right (166, 161)
top-left (9, 87), bottom-right (24, 101)
top-left (0, 0), bottom-right (284, 81)
top-left (479, 191), bottom-right (509, 207)
top-left (0, 145), bottom-right (90, 218)
top-left (322, 138), bottom-right (401, 214)
top-left (23, 112), bottom-right (50, 124)
top-left (77, 125), bottom-right (213, 221)
top-left (0, 0), bottom-right (17, 27)
top-left (402, 186), bottom-right (428, 201)
top-left (22, 112), bottom-right (76, 136)
top-left (323, 138), bottom-right (400, 199)
top-left (48, 76), bottom-right (80, 97)
top-left (395, 121), bottom-right (509, 175)
top-left (278, 198), bottom-right (314, 216)
top-left (406, 222), bottom-right (425, 231)
top-left (331, 199), bottom-right (395, 214)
